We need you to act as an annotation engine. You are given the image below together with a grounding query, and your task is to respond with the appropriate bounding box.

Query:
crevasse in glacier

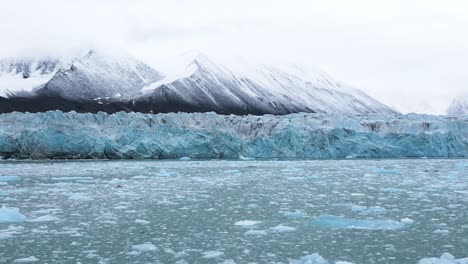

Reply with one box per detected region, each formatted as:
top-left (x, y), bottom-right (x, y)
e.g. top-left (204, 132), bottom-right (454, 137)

top-left (0, 111), bottom-right (466, 159)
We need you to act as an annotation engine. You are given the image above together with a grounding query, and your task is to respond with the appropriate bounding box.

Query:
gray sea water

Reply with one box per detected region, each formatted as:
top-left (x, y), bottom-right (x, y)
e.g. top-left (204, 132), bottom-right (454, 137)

top-left (0, 159), bottom-right (467, 263)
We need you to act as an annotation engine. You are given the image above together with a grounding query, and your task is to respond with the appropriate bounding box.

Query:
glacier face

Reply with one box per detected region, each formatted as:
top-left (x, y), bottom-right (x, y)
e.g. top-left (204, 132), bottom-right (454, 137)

top-left (0, 111), bottom-right (466, 159)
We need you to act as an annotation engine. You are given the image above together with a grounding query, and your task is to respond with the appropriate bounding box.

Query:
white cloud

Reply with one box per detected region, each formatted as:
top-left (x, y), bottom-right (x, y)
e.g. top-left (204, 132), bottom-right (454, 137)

top-left (1, 0), bottom-right (467, 114)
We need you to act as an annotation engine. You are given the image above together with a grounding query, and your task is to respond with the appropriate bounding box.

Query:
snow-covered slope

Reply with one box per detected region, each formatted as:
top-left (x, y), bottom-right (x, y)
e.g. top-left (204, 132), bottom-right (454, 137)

top-left (447, 94), bottom-right (468, 116)
top-left (140, 53), bottom-right (396, 115)
top-left (36, 50), bottom-right (164, 100)
top-left (0, 57), bottom-right (63, 97)
top-left (0, 111), bottom-right (465, 159)
top-left (1, 51), bottom-right (395, 115)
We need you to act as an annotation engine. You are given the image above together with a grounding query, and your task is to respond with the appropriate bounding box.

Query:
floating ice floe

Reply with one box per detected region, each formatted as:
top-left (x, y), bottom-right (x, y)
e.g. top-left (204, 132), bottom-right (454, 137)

top-left (244, 229), bottom-right (268, 236)
top-left (0, 176), bottom-right (21, 182)
top-left (131, 243), bottom-right (157, 252)
top-left (418, 253), bottom-right (468, 264)
top-left (0, 206), bottom-right (27, 224)
top-left (376, 170), bottom-right (401, 175)
top-left (108, 178), bottom-right (128, 184)
top-left (202, 251), bottom-right (224, 259)
top-left (179, 157), bottom-right (191, 160)
top-left (0, 225), bottom-right (24, 240)
top-left (351, 205), bottom-right (386, 215)
top-left (51, 177), bottom-right (93, 181)
top-left (290, 253), bottom-right (353, 264)
top-left (283, 210), bottom-right (307, 219)
top-left (234, 220), bottom-right (261, 226)
top-left (68, 193), bottom-right (92, 201)
top-left (135, 219), bottom-right (150, 225)
top-left (13, 256), bottom-right (39, 263)
top-left (27, 215), bottom-right (60, 222)
top-left (310, 215), bottom-right (413, 230)
top-left (270, 224), bottom-right (297, 232)
top-left (157, 170), bottom-right (177, 177)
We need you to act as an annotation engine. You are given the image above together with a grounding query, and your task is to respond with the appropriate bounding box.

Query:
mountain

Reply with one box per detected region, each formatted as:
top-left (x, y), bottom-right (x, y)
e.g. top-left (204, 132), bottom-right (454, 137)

top-left (0, 57), bottom-right (63, 97)
top-left (136, 53), bottom-right (396, 115)
top-left (447, 94), bottom-right (468, 116)
top-left (0, 51), bottom-right (395, 115)
top-left (35, 50), bottom-right (163, 101)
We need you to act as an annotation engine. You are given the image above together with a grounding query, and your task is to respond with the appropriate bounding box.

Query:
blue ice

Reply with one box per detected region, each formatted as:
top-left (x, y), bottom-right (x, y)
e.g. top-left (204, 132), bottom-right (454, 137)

top-left (310, 215), bottom-right (410, 230)
top-left (0, 206), bottom-right (27, 224)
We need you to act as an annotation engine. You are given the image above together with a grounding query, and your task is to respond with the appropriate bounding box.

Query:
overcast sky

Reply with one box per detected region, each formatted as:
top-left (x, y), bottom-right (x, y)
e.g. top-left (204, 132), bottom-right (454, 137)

top-left (1, 0), bottom-right (467, 114)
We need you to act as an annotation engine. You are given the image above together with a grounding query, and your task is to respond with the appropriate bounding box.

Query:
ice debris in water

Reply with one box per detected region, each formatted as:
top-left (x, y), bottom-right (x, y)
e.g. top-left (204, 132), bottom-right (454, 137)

top-left (27, 215), bottom-right (59, 222)
top-left (290, 253), bottom-right (353, 264)
top-left (0, 176), bottom-right (21, 182)
top-left (283, 210), bottom-right (307, 219)
top-left (244, 229), bottom-right (268, 236)
top-left (376, 170), bottom-right (401, 175)
top-left (351, 205), bottom-right (386, 214)
top-left (0, 111), bottom-right (467, 159)
top-left (418, 253), bottom-right (468, 264)
top-left (135, 219), bottom-right (150, 225)
top-left (108, 178), bottom-right (128, 184)
top-left (0, 206), bottom-right (27, 224)
top-left (131, 243), bottom-right (157, 252)
top-left (202, 251), bottom-right (224, 259)
top-left (179, 157), bottom-right (191, 160)
top-left (68, 193), bottom-right (92, 201)
top-left (234, 220), bottom-right (261, 226)
top-left (13, 256), bottom-right (39, 263)
top-left (270, 224), bottom-right (297, 232)
top-left (310, 215), bottom-right (413, 230)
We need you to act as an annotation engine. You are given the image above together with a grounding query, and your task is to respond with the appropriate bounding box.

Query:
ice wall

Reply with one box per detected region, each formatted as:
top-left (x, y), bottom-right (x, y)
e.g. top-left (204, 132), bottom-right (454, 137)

top-left (0, 111), bottom-right (466, 159)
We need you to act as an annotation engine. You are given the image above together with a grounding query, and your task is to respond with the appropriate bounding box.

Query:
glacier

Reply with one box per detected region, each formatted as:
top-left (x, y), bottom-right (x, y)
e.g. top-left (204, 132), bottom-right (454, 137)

top-left (0, 111), bottom-right (466, 159)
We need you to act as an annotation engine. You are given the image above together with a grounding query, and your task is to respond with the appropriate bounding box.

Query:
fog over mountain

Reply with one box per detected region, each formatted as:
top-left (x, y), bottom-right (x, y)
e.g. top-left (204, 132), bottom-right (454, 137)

top-left (1, 0), bottom-right (468, 114)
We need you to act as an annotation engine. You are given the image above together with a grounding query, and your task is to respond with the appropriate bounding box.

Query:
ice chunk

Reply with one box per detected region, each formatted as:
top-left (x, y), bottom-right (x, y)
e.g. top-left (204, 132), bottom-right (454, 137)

top-left (27, 215), bottom-right (59, 222)
top-left (290, 253), bottom-right (354, 264)
top-left (157, 170), bottom-right (177, 177)
top-left (310, 215), bottom-right (411, 230)
top-left (202, 251), bottom-right (224, 259)
top-left (351, 205), bottom-right (386, 214)
top-left (135, 219), bottom-right (150, 225)
top-left (0, 206), bottom-right (27, 224)
top-left (51, 177), bottom-right (93, 181)
top-left (0, 176), bottom-right (21, 182)
top-left (108, 178), bottom-right (128, 184)
top-left (418, 253), bottom-right (468, 264)
top-left (270, 224), bottom-right (296, 232)
top-left (290, 253), bottom-right (329, 264)
top-left (400, 217), bottom-right (415, 224)
top-left (376, 170), bottom-right (401, 175)
top-left (179, 157), bottom-right (191, 160)
top-left (234, 220), bottom-right (261, 226)
top-left (244, 229), bottom-right (267, 236)
top-left (283, 210), bottom-right (307, 219)
top-left (131, 243), bottom-right (157, 252)
top-left (68, 193), bottom-right (92, 201)
top-left (13, 256), bottom-right (39, 263)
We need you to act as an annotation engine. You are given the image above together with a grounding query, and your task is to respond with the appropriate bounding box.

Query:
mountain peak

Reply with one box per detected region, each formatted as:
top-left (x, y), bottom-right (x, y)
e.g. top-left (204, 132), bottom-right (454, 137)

top-left (447, 93), bottom-right (468, 116)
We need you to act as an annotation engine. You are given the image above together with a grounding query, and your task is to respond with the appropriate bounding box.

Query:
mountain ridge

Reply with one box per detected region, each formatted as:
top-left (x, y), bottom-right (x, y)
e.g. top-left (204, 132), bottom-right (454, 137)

top-left (0, 50), bottom-right (396, 115)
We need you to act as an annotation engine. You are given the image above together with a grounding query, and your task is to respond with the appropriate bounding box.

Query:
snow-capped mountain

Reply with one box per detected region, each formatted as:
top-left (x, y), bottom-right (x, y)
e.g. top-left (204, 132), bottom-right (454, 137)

top-left (447, 94), bottom-right (468, 116)
top-left (36, 50), bottom-right (164, 100)
top-left (0, 57), bottom-right (63, 97)
top-left (0, 50), bottom-right (395, 115)
top-left (138, 53), bottom-right (396, 115)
